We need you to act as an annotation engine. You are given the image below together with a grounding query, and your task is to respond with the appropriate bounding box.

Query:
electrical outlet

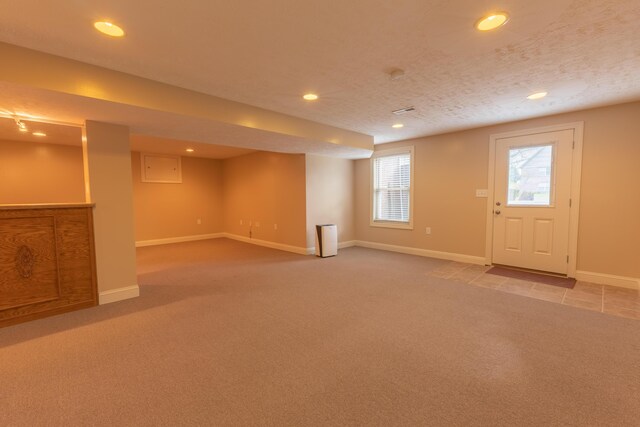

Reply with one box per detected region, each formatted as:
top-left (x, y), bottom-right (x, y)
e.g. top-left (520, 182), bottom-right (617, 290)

top-left (196, 218), bottom-right (201, 225)
top-left (240, 219), bottom-right (243, 226)
top-left (425, 227), bottom-right (431, 235)
top-left (274, 224), bottom-right (278, 230)
top-left (249, 220), bottom-right (252, 226)
top-left (476, 189), bottom-right (488, 198)
top-left (255, 221), bottom-right (260, 227)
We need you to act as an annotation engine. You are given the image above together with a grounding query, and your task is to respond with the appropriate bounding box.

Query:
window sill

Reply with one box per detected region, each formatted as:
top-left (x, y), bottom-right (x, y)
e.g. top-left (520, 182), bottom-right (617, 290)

top-left (370, 221), bottom-right (413, 230)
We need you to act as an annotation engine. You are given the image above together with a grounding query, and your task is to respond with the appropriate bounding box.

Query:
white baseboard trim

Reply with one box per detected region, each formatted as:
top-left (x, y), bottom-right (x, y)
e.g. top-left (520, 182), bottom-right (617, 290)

top-left (305, 240), bottom-right (358, 255)
top-left (136, 233), bottom-right (224, 247)
top-left (136, 232), bottom-right (353, 256)
top-left (353, 240), bottom-right (486, 265)
top-left (223, 233), bottom-right (308, 255)
top-left (575, 271), bottom-right (640, 290)
top-left (99, 285), bottom-right (140, 305)
top-left (339, 240), bottom-right (357, 249)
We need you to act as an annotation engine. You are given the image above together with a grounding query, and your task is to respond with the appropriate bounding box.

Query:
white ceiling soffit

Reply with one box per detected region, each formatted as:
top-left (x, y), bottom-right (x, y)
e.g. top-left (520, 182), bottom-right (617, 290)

top-left (0, 0), bottom-right (639, 144)
top-left (0, 82), bottom-right (372, 159)
top-left (0, 114), bottom-right (256, 159)
top-left (0, 116), bottom-right (81, 146)
top-left (129, 135), bottom-right (256, 160)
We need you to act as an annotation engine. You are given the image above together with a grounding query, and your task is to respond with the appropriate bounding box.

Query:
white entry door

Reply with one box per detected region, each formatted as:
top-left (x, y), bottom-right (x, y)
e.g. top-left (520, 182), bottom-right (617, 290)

top-left (491, 129), bottom-right (574, 274)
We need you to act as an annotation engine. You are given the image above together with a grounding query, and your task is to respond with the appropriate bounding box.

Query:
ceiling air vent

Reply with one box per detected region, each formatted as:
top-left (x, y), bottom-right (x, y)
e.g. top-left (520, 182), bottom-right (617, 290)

top-left (392, 106), bottom-right (416, 115)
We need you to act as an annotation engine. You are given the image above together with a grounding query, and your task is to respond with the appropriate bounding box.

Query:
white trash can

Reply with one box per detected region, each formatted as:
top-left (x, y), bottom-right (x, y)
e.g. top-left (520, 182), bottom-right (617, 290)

top-left (315, 224), bottom-right (337, 257)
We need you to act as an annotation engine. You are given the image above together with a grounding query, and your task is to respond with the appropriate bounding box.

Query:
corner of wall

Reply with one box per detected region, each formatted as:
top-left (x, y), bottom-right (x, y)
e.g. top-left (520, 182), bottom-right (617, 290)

top-left (99, 285), bottom-right (140, 305)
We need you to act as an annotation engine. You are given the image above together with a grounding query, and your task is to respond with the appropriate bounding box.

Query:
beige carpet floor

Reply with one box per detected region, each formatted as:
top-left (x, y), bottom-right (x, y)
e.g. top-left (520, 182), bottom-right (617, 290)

top-left (1, 238), bottom-right (639, 426)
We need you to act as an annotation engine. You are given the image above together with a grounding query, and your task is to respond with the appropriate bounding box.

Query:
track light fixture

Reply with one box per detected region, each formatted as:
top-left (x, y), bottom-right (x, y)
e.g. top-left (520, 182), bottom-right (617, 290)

top-left (14, 118), bottom-right (28, 132)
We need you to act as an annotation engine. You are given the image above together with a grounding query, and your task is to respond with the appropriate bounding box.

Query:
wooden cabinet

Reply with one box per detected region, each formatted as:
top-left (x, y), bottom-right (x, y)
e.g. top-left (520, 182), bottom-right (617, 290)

top-left (0, 204), bottom-right (97, 327)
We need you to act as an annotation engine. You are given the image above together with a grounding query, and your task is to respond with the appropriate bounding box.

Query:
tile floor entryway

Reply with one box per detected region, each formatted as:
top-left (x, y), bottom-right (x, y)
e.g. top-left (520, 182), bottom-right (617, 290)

top-left (427, 262), bottom-right (640, 320)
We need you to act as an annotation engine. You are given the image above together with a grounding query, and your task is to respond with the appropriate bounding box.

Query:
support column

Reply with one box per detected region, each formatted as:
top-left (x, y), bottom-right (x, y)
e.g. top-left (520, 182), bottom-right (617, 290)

top-left (83, 121), bottom-right (138, 304)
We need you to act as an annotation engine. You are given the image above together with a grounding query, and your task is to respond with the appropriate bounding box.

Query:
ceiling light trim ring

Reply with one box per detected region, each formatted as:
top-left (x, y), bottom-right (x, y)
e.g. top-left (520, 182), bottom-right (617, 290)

top-left (94, 21), bottom-right (125, 37)
top-left (475, 12), bottom-right (510, 31)
top-left (527, 91), bottom-right (548, 100)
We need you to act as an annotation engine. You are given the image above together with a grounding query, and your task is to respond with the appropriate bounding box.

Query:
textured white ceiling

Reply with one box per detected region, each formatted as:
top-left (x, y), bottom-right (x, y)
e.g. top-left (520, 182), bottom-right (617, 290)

top-left (0, 0), bottom-right (639, 144)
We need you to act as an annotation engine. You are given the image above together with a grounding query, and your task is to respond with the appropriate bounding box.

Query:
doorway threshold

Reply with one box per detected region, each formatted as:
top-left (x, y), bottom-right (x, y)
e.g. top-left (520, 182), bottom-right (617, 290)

top-left (487, 265), bottom-right (576, 289)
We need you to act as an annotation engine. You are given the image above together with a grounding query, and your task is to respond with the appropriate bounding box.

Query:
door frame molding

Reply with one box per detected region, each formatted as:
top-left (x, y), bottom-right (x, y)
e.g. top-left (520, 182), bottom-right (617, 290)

top-left (485, 122), bottom-right (584, 277)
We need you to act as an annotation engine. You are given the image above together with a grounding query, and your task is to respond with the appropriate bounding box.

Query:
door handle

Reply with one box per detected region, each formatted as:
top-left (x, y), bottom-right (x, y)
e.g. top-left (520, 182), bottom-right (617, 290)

top-left (495, 210), bottom-right (501, 215)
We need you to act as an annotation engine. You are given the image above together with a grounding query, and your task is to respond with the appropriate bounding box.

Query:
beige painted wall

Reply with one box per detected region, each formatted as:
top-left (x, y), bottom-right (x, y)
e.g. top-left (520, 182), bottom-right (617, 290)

top-left (355, 101), bottom-right (640, 278)
top-left (356, 132), bottom-right (488, 257)
top-left (84, 121), bottom-right (138, 295)
top-left (223, 151), bottom-right (307, 249)
top-left (0, 139), bottom-right (85, 204)
top-left (131, 152), bottom-right (224, 241)
top-left (305, 154), bottom-right (355, 248)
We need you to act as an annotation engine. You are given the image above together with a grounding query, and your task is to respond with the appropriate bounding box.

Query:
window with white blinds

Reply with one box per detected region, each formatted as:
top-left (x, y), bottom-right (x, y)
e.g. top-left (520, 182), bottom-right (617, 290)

top-left (371, 147), bottom-right (414, 228)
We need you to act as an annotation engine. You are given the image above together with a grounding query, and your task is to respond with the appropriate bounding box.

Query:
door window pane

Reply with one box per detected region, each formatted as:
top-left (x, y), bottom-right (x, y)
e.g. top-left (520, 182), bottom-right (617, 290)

top-left (507, 144), bottom-right (553, 206)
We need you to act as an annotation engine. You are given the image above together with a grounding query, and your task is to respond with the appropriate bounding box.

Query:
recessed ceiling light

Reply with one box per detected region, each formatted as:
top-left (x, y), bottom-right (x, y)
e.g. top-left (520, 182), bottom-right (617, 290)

top-left (303, 93), bottom-right (319, 101)
top-left (94, 21), bottom-right (125, 37)
top-left (392, 123), bottom-right (404, 129)
top-left (527, 91), bottom-right (548, 100)
top-left (32, 131), bottom-right (47, 137)
top-left (185, 148), bottom-right (194, 152)
top-left (475, 12), bottom-right (509, 31)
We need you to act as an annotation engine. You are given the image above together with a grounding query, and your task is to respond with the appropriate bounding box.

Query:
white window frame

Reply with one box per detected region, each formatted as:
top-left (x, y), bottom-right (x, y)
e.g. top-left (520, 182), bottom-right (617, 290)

top-left (370, 146), bottom-right (414, 230)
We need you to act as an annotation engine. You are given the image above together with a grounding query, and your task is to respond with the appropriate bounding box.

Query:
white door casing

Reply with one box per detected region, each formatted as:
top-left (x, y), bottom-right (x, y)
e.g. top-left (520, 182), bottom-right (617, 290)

top-left (485, 123), bottom-right (583, 277)
top-left (493, 129), bottom-right (572, 273)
